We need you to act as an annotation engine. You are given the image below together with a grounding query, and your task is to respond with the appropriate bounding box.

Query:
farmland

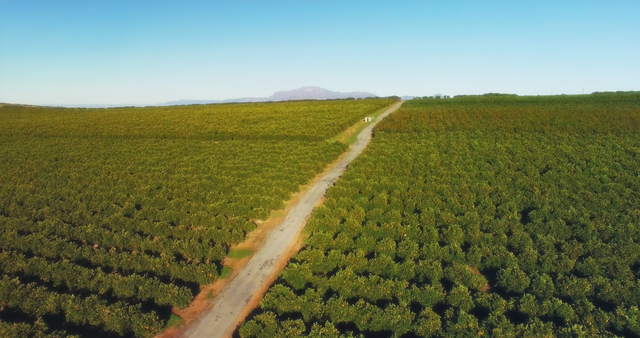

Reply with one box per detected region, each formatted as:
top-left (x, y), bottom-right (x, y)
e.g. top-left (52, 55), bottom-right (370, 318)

top-left (0, 98), bottom-right (397, 337)
top-left (239, 93), bottom-right (640, 337)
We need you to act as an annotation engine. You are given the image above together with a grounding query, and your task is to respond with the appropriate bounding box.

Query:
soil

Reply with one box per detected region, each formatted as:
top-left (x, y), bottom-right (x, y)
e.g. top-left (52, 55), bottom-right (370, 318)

top-left (466, 265), bottom-right (492, 293)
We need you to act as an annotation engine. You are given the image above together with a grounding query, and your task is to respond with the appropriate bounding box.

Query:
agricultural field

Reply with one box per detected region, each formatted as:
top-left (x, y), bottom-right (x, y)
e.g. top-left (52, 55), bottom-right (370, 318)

top-left (239, 93), bottom-right (640, 337)
top-left (0, 99), bottom-right (385, 141)
top-left (0, 98), bottom-right (397, 337)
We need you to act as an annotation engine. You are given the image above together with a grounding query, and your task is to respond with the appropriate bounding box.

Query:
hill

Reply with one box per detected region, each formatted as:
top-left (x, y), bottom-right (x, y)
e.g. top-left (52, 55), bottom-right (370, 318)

top-left (161, 86), bottom-right (377, 106)
top-left (267, 86), bottom-right (376, 101)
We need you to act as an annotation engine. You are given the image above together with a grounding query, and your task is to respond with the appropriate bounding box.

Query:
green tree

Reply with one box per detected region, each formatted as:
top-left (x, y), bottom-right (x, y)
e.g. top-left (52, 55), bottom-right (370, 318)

top-left (497, 266), bottom-right (530, 294)
top-left (413, 309), bottom-right (441, 337)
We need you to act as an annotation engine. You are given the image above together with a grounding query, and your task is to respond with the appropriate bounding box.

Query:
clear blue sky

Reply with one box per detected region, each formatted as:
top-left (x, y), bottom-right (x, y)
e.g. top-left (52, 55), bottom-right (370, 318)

top-left (1, 1), bottom-right (639, 105)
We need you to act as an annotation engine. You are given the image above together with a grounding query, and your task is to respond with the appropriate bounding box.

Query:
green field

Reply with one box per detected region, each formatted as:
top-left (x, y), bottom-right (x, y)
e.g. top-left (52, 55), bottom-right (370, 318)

top-left (0, 99), bottom-right (388, 141)
top-left (239, 93), bottom-right (640, 337)
top-left (0, 98), bottom-right (397, 337)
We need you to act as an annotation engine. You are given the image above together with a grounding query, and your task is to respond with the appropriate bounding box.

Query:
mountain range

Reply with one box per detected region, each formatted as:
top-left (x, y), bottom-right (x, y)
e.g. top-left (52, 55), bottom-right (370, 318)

top-left (14, 87), bottom-right (381, 108)
top-left (160, 86), bottom-right (378, 106)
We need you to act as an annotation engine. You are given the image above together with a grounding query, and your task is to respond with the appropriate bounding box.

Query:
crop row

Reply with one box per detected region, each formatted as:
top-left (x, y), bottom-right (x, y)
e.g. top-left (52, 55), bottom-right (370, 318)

top-left (0, 276), bottom-right (163, 337)
top-left (0, 250), bottom-right (193, 308)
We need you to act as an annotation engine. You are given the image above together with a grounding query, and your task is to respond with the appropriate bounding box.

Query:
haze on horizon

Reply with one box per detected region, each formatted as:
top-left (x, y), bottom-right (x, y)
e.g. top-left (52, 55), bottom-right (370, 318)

top-left (0, 1), bottom-right (639, 106)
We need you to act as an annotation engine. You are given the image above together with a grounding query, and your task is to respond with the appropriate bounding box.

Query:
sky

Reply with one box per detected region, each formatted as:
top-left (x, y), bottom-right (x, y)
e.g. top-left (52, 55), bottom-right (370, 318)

top-left (0, 1), bottom-right (639, 105)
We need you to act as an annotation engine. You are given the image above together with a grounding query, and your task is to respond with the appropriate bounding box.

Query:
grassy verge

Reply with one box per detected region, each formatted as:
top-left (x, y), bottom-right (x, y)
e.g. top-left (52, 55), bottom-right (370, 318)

top-left (228, 248), bottom-right (253, 259)
top-left (220, 266), bottom-right (233, 279)
top-left (166, 314), bottom-right (183, 329)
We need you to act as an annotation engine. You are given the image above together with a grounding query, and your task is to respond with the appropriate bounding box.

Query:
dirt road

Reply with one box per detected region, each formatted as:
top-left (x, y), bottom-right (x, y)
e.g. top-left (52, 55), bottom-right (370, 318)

top-left (183, 100), bottom-right (404, 338)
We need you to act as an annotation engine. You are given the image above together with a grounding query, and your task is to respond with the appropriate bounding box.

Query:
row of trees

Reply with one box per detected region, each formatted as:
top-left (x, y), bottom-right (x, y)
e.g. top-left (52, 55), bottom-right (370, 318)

top-left (0, 250), bottom-right (193, 308)
top-left (240, 94), bottom-right (640, 337)
top-left (0, 276), bottom-right (164, 337)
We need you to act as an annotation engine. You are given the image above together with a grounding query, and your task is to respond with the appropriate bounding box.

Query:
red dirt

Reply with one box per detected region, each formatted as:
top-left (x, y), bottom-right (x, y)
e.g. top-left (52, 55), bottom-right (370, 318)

top-left (217, 225), bottom-right (307, 338)
top-left (466, 265), bottom-right (492, 293)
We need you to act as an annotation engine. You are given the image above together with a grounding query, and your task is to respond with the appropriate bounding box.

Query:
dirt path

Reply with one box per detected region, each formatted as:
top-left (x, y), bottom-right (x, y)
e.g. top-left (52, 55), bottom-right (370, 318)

top-left (183, 100), bottom-right (404, 338)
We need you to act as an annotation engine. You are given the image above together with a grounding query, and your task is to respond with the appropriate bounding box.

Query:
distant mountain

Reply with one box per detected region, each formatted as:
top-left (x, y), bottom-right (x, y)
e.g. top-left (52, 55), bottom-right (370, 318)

top-left (160, 98), bottom-right (264, 106)
top-left (33, 87), bottom-right (379, 108)
top-left (267, 86), bottom-right (377, 101)
top-left (159, 86), bottom-right (377, 106)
